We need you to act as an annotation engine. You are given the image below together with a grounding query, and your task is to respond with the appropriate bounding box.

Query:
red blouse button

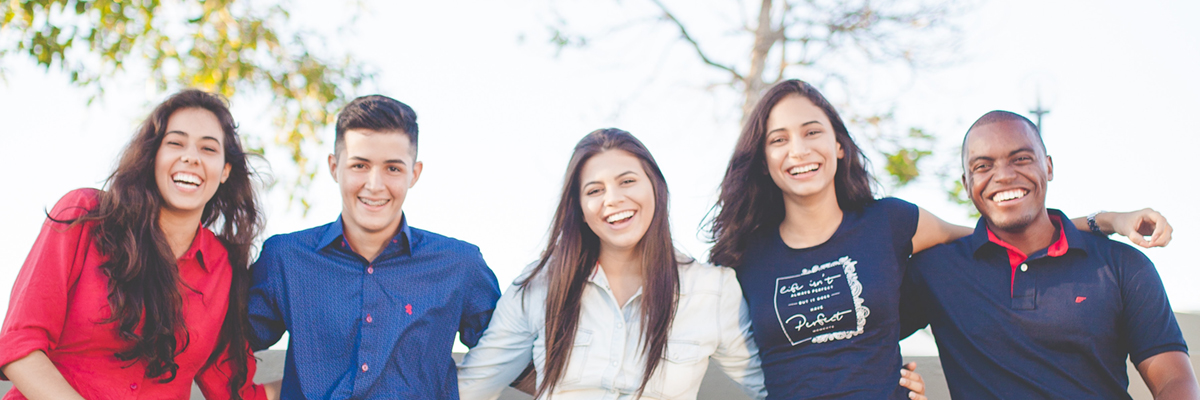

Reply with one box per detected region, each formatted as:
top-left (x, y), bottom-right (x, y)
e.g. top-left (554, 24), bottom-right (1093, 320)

top-left (130, 383), bottom-right (138, 390)
top-left (366, 314), bottom-right (373, 323)
top-left (361, 363), bottom-right (369, 372)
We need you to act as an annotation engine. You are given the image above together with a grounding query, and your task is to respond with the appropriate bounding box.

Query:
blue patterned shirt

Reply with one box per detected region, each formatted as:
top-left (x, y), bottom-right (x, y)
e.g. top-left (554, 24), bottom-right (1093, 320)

top-left (248, 216), bottom-right (501, 399)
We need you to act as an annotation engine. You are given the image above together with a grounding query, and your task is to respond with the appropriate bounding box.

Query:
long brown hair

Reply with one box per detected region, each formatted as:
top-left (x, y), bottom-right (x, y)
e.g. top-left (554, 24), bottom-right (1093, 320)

top-left (707, 80), bottom-right (875, 268)
top-left (521, 128), bottom-right (680, 398)
top-left (65, 90), bottom-right (262, 396)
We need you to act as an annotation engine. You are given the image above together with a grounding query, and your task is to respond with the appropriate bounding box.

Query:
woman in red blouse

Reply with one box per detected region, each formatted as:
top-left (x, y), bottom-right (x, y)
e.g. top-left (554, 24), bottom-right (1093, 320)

top-left (0, 90), bottom-right (272, 400)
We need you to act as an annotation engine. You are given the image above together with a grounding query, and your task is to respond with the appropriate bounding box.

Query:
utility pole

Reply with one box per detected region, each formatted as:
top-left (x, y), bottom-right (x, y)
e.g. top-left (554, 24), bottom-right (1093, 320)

top-left (1029, 92), bottom-right (1050, 133)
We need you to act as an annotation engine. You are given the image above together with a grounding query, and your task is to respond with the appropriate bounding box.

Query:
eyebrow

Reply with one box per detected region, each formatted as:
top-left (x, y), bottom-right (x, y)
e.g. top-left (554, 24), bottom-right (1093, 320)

top-left (968, 147), bottom-right (1037, 164)
top-left (165, 130), bottom-right (222, 144)
top-left (583, 170), bottom-right (637, 187)
top-left (349, 156), bottom-right (408, 165)
top-left (767, 120), bottom-right (823, 134)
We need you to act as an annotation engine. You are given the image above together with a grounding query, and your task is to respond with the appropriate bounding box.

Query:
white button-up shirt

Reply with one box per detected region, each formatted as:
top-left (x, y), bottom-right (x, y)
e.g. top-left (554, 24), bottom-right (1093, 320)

top-left (458, 260), bottom-right (766, 400)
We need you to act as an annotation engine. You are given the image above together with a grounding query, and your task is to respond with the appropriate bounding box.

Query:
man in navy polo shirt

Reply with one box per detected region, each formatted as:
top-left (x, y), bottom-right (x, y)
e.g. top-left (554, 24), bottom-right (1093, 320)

top-left (901, 110), bottom-right (1199, 399)
top-left (247, 95), bottom-right (501, 399)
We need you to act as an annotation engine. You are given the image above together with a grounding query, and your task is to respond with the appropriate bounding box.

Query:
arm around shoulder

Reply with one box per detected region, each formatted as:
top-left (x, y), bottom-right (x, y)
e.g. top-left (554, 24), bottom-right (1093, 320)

top-left (911, 207), bottom-right (973, 254)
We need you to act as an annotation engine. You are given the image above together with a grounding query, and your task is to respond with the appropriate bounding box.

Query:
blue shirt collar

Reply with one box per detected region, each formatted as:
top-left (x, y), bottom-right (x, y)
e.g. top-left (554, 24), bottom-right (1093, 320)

top-left (969, 208), bottom-right (1087, 257)
top-left (317, 214), bottom-right (413, 256)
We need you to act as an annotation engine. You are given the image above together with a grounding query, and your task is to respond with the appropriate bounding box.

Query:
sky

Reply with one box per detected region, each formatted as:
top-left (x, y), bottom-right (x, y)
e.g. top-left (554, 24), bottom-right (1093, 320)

top-left (1, 0), bottom-right (1198, 356)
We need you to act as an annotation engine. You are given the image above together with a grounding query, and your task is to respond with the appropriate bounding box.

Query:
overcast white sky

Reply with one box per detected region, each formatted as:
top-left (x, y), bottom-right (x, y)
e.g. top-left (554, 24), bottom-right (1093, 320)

top-left (1, 0), bottom-right (1197, 355)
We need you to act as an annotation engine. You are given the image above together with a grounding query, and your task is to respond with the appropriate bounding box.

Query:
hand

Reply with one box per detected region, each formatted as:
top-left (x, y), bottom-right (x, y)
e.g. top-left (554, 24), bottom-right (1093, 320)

top-left (900, 362), bottom-right (927, 400)
top-left (1110, 208), bottom-right (1172, 248)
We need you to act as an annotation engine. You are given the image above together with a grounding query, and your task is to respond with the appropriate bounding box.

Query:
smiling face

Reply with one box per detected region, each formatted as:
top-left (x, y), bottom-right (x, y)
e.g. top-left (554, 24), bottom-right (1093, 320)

top-left (578, 149), bottom-right (656, 255)
top-left (763, 95), bottom-right (845, 204)
top-left (963, 119), bottom-right (1053, 232)
top-left (154, 107), bottom-right (231, 218)
top-left (329, 129), bottom-right (423, 239)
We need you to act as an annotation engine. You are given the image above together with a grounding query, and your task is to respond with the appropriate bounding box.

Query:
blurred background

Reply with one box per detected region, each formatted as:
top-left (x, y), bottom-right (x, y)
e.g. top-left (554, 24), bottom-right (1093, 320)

top-left (1, 0), bottom-right (1197, 398)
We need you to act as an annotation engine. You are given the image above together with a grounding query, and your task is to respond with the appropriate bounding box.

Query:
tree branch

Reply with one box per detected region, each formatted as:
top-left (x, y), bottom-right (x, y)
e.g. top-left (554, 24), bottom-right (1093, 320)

top-left (648, 0), bottom-right (744, 81)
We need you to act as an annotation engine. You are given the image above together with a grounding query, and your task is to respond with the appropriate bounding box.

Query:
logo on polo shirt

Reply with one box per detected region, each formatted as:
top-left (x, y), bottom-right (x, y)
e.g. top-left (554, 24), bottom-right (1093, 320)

top-left (774, 256), bottom-right (869, 345)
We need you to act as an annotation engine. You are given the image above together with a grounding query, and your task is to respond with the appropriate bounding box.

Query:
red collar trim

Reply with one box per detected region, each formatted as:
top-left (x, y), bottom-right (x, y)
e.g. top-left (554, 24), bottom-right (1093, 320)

top-left (986, 214), bottom-right (1069, 296)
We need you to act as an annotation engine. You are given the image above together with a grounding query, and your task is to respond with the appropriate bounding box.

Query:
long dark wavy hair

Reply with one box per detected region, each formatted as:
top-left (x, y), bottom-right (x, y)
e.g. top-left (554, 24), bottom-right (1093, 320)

top-left (66, 90), bottom-right (262, 396)
top-left (707, 80), bottom-right (875, 268)
top-left (521, 128), bottom-right (681, 398)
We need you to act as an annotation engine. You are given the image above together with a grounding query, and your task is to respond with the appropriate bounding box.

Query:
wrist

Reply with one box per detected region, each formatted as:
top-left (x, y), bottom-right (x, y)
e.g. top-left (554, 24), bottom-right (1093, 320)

top-left (1087, 211), bottom-right (1110, 236)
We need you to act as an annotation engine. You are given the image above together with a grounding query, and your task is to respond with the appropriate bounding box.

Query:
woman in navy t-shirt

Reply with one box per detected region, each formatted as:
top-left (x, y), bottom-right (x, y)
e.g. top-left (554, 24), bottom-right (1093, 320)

top-left (705, 80), bottom-right (1170, 399)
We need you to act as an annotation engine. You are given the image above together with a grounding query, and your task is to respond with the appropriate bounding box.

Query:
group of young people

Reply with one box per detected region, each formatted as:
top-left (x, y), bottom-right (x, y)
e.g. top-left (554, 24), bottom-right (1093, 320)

top-left (0, 80), bottom-right (1193, 400)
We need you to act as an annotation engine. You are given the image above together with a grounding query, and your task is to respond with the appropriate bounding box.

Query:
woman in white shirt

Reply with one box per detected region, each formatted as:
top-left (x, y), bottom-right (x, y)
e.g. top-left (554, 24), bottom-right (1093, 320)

top-left (457, 128), bottom-right (767, 400)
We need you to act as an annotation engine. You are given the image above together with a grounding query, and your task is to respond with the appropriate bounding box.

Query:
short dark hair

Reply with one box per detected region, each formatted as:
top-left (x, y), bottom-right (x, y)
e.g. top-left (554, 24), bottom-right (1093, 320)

top-left (334, 95), bottom-right (419, 157)
top-left (962, 110), bottom-right (1045, 158)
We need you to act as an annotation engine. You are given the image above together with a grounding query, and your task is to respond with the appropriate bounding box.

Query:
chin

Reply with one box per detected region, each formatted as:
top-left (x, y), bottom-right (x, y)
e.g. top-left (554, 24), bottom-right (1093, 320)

top-left (986, 211), bottom-right (1040, 232)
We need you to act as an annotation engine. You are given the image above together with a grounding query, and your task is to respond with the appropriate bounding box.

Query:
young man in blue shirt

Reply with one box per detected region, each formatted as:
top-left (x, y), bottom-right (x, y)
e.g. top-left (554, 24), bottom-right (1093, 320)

top-left (248, 95), bottom-right (501, 399)
top-left (902, 110), bottom-right (1198, 399)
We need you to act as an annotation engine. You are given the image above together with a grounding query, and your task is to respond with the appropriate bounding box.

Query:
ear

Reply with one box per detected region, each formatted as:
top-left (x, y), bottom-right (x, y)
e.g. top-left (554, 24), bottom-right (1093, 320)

top-left (409, 161), bottom-right (423, 188)
top-left (328, 153), bottom-right (339, 183)
top-left (961, 173), bottom-right (970, 196)
top-left (221, 163), bottom-right (231, 184)
top-left (1045, 155), bottom-right (1054, 181)
top-left (836, 140), bottom-right (845, 159)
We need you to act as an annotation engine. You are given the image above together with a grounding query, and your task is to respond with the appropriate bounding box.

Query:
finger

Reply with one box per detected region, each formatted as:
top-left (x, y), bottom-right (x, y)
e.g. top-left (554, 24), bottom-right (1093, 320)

top-left (909, 393), bottom-right (928, 400)
top-left (1148, 214), bottom-right (1172, 247)
top-left (903, 361), bottom-right (918, 371)
top-left (1128, 233), bottom-right (1151, 248)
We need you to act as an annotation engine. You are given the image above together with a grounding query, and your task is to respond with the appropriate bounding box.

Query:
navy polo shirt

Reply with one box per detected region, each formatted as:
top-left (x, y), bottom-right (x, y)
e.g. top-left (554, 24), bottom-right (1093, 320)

top-left (901, 209), bottom-right (1187, 399)
top-left (737, 197), bottom-right (918, 399)
top-left (248, 215), bottom-right (501, 399)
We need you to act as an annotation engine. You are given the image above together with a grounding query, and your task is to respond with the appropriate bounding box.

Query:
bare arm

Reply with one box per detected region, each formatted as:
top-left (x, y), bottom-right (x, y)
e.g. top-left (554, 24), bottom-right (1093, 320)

top-left (1075, 208), bottom-right (1173, 248)
top-left (1136, 351), bottom-right (1200, 399)
top-left (264, 381), bottom-right (282, 400)
top-left (1, 351), bottom-right (85, 400)
top-left (911, 207), bottom-right (972, 254)
top-left (912, 208), bottom-right (1172, 254)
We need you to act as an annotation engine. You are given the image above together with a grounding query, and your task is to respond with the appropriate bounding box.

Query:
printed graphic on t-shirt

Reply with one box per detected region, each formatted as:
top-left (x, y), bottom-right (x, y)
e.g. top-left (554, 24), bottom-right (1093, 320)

top-left (774, 256), bottom-right (869, 345)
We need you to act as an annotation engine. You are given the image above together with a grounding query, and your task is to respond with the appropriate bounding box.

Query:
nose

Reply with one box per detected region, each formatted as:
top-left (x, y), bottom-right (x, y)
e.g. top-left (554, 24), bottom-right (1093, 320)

top-left (181, 145), bottom-right (200, 165)
top-left (787, 134), bottom-right (810, 158)
top-left (602, 185), bottom-right (625, 208)
top-left (992, 162), bottom-right (1018, 183)
top-left (364, 167), bottom-right (384, 190)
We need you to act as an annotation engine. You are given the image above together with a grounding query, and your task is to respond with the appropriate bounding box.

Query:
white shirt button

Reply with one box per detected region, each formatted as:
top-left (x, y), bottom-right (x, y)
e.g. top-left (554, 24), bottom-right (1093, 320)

top-left (361, 363), bottom-right (369, 372)
top-left (1020, 263), bottom-right (1028, 272)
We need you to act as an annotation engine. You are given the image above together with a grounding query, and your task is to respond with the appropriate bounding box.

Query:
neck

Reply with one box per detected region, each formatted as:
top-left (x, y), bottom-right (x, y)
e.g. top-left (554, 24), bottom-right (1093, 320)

top-left (159, 208), bottom-right (202, 259)
top-left (988, 211), bottom-right (1057, 255)
top-left (344, 222), bottom-right (401, 263)
top-left (778, 189), bottom-right (844, 249)
top-left (597, 245), bottom-right (643, 280)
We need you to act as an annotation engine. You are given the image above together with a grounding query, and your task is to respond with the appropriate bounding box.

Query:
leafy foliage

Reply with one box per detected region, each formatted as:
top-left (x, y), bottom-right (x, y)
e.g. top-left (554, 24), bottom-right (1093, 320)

top-left (2, 0), bottom-right (371, 212)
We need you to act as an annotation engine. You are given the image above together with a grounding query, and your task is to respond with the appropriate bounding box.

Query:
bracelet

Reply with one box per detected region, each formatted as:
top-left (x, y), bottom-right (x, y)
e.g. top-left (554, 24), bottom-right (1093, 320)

top-left (1086, 211), bottom-right (1106, 236)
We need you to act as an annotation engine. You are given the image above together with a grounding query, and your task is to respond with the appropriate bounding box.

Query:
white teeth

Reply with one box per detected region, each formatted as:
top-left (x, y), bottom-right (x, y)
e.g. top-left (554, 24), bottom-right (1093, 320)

top-left (606, 210), bottom-right (634, 223)
top-left (992, 189), bottom-right (1027, 202)
top-left (788, 164), bottom-right (819, 175)
top-left (360, 198), bottom-right (388, 207)
top-left (172, 173), bottom-right (201, 186)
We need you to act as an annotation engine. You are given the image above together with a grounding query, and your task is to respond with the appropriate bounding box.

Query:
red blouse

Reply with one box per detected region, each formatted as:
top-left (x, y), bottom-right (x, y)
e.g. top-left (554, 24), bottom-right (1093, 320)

top-left (0, 189), bottom-right (266, 400)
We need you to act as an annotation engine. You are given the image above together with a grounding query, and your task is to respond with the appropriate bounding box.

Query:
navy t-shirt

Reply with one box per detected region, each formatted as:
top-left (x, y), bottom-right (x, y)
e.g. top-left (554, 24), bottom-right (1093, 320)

top-left (736, 197), bottom-right (919, 399)
top-left (901, 209), bottom-right (1188, 399)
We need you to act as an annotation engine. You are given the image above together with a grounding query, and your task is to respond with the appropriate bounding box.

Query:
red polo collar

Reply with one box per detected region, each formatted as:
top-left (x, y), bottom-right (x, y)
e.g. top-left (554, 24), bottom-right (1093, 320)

top-left (986, 214), bottom-right (1069, 296)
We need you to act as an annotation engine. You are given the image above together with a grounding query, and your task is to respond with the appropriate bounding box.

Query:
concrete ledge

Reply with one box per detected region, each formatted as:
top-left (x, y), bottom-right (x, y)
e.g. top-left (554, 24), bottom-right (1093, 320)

top-left (3, 313), bottom-right (1197, 399)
